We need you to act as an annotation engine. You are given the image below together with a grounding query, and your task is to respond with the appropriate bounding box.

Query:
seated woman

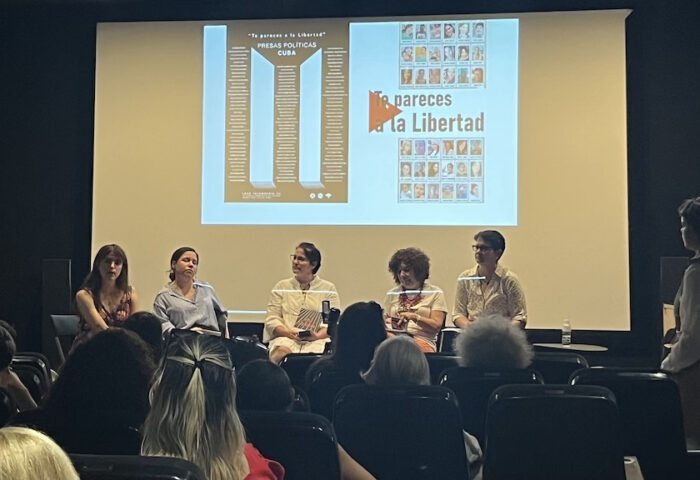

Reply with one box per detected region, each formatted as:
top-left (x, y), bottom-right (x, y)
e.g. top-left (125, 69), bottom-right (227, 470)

top-left (454, 314), bottom-right (534, 369)
top-left (265, 242), bottom-right (340, 363)
top-left (19, 329), bottom-right (155, 454)
top-left (141, 334), bottom-right (284, 480)
top-left (0, 322), bottom-right (36, 412)
top-left (74, 244), bottom-right (139, 345)
top-left (154, 247), bottom-right (228, 337)
top-left (236, 359), bottom-right (375, 480)
top-left (362, 336), bottom-right (482, 466)
top-left (383, 248), bottom-right (447, 352)
top-left (0, 426), bottom-right (79, 480)
top-left (305, 301), bottom-right (387, 390)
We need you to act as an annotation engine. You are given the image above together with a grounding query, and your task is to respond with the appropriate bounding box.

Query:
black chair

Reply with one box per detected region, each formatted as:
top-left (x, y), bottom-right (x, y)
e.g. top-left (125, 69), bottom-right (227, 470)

top-left (14, 352), bottom-right (52, 390)
top-left (221, 336), bottom-right (268, 370)
top-left (241, 410), bottom-right (341, 480)
top-left (424, 352), bottom-right (459, 384)
top-left (571, 368), bottom-right (688, 480)
top-left (50, 314), bottom-right (81, 365)
top-left (333, 384), bottom-right (470, 480)
top-left (10, 361), bottom-right (46, 403)
top-left (226, 321), bottom-right (264, 342)
top-left (438, 327), bottom-right (461, 353)
top-left (439, 366), bottom-right (543, 445)
top-left (484, 384), bottom-right (625, 480)
top-left (307, 369), bottom-right (363, 419)
top-left (279, 353), bottom-right (323, 389)
top-left (70, 454), bottom-right (206, 480)
top-left (0, 387), bottom-right (16, 427)
top-left (531, 351), bottom-right (588, 384)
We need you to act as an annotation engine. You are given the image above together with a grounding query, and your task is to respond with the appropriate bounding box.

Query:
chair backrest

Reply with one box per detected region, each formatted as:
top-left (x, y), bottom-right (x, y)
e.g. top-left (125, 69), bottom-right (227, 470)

top-left (226, 321), bottom-right (264, 341)
top-left (0, 387), bottom-right (16, 427)
top-left (307, 369), bottom-right (362, 419)
top-left (14, 352), bottom-right (52, 390)
top-left (279, 353), bottom-right (324, 389)
top-left (532, 351), bottom-right (589, 384)
top-left (438, 327), bottom-right (461, 353)
top-left (240, 410), bottom-right (340, 480)
top-left (439, 366), bottom-right (543, 445)
top-left (424, 352), bottom-right (459, 384)
top-left (571, 367), bottom-right (687, 480)
top-left (70, 454), bottom-right (206, 480)
top-left (221, 336), bottom-right (268, 370)
top-left (50, 314), bottom-right (81, 365)
top-left (484, 384), bottom-right (625, 480)
top-left (333, 384), bottom-right (469, 480)
top-left (10, 362), bottom-right (47, 403)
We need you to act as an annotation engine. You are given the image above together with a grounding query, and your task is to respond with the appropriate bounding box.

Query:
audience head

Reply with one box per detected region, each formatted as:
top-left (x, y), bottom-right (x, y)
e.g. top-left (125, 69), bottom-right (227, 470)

top-left (388, 247), bottom-right (431, 288)
top-left (142, 334), bottom-right (249, 480)
top-left (332, 301), bottom-right (387, 374)
top-left (81, 244), bottom-right (129, 293)
top-left (296, 242), bottom-right (322, 274)
top-left (169, 246), bottom-right (199, 281)
top-left (454, 314), bottom-right (534, 369)
top-left (362, 336), bottom-right (430, 386)
top-left (124, 312), bottom-right (164, 361)
top-left (0, 325), bottom-right (16, 371)
top-left (236, 359), bottom-right (294, 412)
top-left (679, 196), bottom-right (700, 252)
top-left (45, 328), bottom-right (155, 425)
top-left (0, 427), bottom-right (79, 480)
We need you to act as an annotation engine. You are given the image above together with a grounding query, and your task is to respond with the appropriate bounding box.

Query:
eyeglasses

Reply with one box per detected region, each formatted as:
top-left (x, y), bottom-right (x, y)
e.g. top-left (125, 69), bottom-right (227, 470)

top-left (472, 244), bottom-right (494, 252)
top-left (290, 254), bottom-right (309, 262)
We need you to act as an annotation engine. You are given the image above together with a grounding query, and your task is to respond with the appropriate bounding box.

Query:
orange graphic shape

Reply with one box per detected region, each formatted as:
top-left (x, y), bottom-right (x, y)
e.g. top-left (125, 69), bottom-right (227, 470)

top-left (369, 91), bottom-right (402, 132)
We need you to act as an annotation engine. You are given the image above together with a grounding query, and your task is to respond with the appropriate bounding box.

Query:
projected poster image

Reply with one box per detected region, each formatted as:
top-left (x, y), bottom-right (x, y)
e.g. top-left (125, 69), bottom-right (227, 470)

top-left (202, 18), bottom-right (517, 225)
top-left (399, 21), bottom-right (486, 89)
top-left (205, 20), bottom-right (349, 204)
top-left (398, 137), bottom-right (484, 202)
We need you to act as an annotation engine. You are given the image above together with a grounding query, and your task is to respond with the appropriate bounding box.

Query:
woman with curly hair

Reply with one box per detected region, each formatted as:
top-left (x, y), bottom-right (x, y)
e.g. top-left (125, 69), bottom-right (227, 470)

top-left (383, 248), bottom-right (448, 352)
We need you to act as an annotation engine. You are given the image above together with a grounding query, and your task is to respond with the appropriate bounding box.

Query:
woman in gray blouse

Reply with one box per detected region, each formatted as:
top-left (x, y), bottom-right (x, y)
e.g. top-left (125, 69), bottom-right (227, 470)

top-left (153, 247), bottom-right (228, 337)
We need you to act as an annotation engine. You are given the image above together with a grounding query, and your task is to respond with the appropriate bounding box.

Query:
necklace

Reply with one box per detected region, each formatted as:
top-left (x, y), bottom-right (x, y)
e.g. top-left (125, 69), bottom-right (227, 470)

top-left (399, 286), bottom-right (423, 309)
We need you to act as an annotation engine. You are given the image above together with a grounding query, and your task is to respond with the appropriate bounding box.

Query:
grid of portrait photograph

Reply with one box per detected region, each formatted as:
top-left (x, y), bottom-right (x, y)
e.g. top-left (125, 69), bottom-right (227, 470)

top-left (399, 20), bottom-right (486, 89)
top-left (398, 137), bottom-right (484, 202)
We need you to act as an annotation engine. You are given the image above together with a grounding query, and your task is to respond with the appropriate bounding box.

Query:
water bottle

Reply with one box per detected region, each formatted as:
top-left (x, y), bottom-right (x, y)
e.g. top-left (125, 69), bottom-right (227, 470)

top-left (561, 319), bottom-right (572, 346)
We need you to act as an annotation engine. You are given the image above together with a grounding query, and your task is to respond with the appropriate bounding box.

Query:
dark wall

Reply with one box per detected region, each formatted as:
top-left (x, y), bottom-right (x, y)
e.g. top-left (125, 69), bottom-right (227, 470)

top-left (1, 0), bottom-right (699, 360)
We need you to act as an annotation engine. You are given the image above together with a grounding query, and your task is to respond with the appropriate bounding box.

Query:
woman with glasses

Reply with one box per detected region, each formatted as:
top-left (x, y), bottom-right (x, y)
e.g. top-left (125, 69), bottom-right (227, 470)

top-left (383, 247), bottom-right (448, 352)
top-left (265, 242), bottom-right (340, 363)
top-left (142, 334), bottom-right (284, 480)
top-left (452, 230), bottom-right (527, 328)
top-left (153, 247), bottom-right (228, 337)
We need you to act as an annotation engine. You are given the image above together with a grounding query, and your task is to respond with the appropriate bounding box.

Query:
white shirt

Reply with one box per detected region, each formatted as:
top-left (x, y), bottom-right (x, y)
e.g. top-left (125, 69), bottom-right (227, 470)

top-left (662, 262), bottom-right (700, 372)
top-left (383, 282), bottom-right (448, 349)
top-left (264, 276), bottom-right (340, 342)
top-left (451, 264), bottom-right (527, 325)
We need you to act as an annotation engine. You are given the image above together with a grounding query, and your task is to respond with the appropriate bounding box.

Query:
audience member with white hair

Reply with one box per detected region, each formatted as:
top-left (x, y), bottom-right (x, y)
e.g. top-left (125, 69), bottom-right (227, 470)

top-left (454, 314), bottom-right (534, 370)
top-left (362, 336), bottom-right (483, 466)
top-left (0, 426), bottom-right (79, 480)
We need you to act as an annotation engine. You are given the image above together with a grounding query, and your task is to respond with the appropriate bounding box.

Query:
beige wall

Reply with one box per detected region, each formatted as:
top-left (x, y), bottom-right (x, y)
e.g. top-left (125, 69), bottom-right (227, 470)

top-left (93, 10), bottom-right (630, 330)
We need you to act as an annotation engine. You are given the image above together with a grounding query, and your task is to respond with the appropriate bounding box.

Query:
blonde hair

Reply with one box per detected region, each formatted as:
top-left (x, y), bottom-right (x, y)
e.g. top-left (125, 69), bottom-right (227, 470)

top-left (0, 427), bottom-right (79, 480)
top-left (141, 334), bottom-right (249, 480)
top-left (454, 314), bottom-right (534, 369)
top-left (362, 336), bottom-right (430, 386)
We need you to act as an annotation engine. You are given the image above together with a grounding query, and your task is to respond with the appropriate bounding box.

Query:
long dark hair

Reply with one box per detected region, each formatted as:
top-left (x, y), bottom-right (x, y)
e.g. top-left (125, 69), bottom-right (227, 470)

top-left (80, 244), bottom-right (129, 294)
top-left (329, 301), bottom-right (387, 374)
